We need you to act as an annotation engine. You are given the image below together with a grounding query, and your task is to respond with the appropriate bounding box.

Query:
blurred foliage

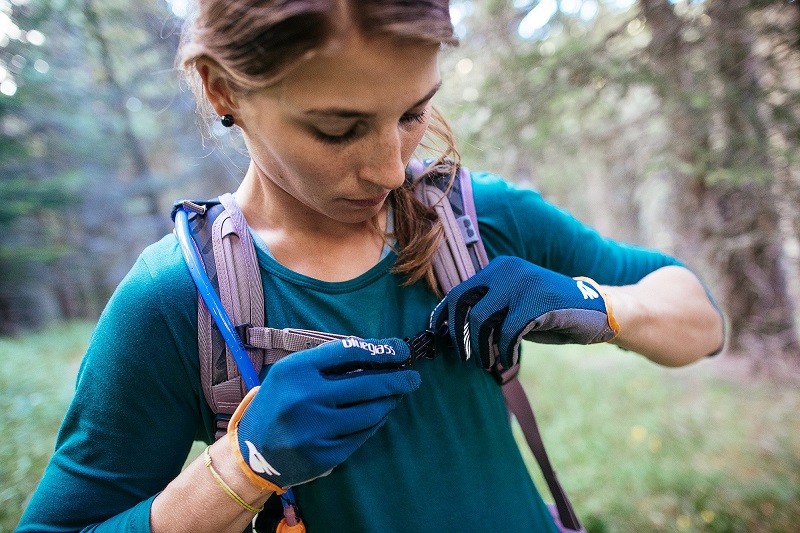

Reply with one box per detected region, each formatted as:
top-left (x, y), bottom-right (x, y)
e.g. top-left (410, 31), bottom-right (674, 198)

top-left (439, 0), bottom-right (667, 244)
top-left (2, 0), bottom-right (799, 353)
top-left (437, 0), bottom-right (800, 358)
top-left (0, 0), bottom-right (240, 332)
top-left (517, 342), bottom-right (800, 532)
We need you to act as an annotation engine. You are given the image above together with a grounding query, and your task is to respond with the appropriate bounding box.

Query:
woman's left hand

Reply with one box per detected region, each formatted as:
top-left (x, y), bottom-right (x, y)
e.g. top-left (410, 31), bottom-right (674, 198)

top-left (430, 256), bottom-right (619, 369)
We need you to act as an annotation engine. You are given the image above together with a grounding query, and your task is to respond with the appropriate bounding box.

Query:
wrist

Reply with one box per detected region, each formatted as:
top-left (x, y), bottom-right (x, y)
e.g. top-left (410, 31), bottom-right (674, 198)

top-left (575, 276), bottom-right (621, 340)
top-left (206, 439), bottom-right (274, 509)
top-left (602, 284), bottom-right (645, 348)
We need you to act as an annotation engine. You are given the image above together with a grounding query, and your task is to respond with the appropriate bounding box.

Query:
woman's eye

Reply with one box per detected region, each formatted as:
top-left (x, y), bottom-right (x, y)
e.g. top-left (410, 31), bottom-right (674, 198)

top-left (400, 110), bottom-right (427, 125)
top-left (312, 126), bottom-right (360, 145)
top-left (310, 111), bottom-right (427, 145)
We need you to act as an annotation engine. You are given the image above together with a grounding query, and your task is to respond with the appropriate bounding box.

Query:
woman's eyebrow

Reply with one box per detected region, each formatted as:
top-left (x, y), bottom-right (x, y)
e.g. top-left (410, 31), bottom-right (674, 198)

top-left (303, 80), bottom-right (443, 118)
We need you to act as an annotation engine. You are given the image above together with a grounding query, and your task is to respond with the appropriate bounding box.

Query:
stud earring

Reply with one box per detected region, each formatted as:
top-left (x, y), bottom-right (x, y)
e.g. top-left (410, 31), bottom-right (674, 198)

top-left (220, 114), bottom-right (235, 127)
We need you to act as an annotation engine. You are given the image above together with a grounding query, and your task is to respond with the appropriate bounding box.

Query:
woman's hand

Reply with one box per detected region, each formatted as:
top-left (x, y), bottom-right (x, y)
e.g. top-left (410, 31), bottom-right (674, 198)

top-left (430, 256), bottom-right (618, 369)
top-left (229, 337), bottom-right (421, 492)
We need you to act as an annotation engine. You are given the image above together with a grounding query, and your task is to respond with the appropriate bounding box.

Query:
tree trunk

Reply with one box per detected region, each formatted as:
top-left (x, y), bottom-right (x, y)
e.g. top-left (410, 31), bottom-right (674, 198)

top-left (639, 0), bottom-right (799, 361)
top-left (82, 0), bottom-right (164, 227)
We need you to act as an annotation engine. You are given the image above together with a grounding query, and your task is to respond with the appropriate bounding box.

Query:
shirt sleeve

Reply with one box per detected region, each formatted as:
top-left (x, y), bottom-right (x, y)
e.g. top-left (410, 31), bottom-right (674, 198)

top-left (471, 172), bottom-right (682, 285)
top-left (17, 236), bottom-right (208, 532)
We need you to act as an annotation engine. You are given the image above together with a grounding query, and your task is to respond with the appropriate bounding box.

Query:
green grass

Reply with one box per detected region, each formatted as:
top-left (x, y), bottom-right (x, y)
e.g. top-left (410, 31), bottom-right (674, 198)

top-left (3, 322), bottom-right (799, 532)
top-left (0, 321), bottom-right (93, 532)
top-left (516, 344), bottom-right (800, 532)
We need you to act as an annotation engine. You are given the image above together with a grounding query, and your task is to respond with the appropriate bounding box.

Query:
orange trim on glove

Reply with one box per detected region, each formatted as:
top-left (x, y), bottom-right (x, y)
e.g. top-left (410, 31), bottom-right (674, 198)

top-left (227, 386), bottom-right (287, 495)
top-left (574, 276), bottom-right (621, 340)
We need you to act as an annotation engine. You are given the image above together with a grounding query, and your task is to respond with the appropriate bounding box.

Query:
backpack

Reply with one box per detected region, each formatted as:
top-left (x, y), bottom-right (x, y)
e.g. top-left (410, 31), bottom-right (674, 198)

top-left (172, 160), bottom-right (585, 533)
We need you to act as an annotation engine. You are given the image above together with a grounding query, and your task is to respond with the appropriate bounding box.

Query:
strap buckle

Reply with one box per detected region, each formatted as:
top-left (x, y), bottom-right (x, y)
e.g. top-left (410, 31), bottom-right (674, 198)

top-left (402, 329), bottom-right (438, 367)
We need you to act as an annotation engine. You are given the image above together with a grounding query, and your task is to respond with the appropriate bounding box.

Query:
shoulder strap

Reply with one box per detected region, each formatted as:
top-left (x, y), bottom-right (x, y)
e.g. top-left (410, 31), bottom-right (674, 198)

top-left (179, 194), bottom-right (266, 437)
top-left (411, 160), bottom-right (584, 532)
top-left (408, 159), bottom-right (489, 292)
top-left (177, 195), bottom-right (344, 439)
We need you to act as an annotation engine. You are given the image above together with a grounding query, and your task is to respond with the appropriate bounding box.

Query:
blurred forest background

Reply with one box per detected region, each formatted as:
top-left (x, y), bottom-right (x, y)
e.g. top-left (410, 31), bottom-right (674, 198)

top-left (2, 0), bottom-right (800, 365)
top-left (2, 0), bottom-right (800, 531)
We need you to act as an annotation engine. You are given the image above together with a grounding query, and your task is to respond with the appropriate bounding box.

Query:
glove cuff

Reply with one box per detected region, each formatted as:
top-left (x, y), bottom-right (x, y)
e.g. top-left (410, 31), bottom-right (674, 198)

top-left (228, 386), bottom-right (287, 495)
top-left (574, 276), bottom-right (621, 340)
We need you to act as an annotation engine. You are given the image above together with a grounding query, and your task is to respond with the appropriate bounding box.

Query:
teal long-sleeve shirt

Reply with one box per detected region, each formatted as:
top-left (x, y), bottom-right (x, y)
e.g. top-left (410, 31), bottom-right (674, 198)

top-left (18, 173), bottom-right (680, 532)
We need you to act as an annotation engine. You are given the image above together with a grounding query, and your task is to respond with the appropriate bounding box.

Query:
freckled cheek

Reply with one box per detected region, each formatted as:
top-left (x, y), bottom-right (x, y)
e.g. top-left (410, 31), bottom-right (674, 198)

top-left (249, 127), bottom-right (321, 183)
top-left (278, 144), bottom-right (346, 195)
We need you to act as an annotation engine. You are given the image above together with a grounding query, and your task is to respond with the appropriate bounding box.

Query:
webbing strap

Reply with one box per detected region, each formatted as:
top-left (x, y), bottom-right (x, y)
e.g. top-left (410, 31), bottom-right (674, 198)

top-left (416, 182), bottom-right (476, 291)
top-left (246, 327), bottom-right (347, 365)
top-left (218, 194), bottom-right (265, 335)
top-left (213, 194), bottom-right (265, 387)
top-left (455, 166), bottom-right (489, 270)
top-left (411, 162), bottom-right (489, 292)
top-left (503, 379), bottom-right (584, 531)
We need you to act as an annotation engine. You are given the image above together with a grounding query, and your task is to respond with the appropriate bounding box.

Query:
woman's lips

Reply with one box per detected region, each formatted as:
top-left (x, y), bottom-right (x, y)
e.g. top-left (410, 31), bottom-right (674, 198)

top-left (343, 193), bottom-right (389, 208)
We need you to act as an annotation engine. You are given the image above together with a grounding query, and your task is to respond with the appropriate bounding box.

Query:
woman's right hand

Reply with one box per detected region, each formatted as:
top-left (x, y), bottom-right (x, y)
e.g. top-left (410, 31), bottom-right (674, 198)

top-left (228, 337), bottom-right (420, 492)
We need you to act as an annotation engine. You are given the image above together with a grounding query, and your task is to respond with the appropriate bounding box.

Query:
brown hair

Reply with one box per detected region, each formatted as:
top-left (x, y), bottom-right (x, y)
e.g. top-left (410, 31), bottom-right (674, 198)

top-left (178, 1), bottom-right (460, 295)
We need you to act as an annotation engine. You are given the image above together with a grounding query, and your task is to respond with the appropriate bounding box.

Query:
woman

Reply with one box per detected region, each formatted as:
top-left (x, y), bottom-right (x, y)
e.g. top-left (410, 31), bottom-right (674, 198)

top-left (18, 1), bottom-right (724, 531)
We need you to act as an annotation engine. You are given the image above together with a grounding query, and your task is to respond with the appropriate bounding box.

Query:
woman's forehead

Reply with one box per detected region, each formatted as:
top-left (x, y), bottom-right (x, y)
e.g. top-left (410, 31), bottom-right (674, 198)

top-left (274, 33), bottom-right (441, 114)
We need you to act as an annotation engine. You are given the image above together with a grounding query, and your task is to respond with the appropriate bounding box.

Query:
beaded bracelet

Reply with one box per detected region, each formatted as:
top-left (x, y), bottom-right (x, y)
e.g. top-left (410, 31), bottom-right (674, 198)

top-left (203, 446), bottom-right (263, 514)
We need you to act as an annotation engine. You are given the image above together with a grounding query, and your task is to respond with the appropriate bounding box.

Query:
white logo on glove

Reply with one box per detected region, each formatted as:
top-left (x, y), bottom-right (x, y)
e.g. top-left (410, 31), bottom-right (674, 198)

top-left (341, 337), bottom-right (396, 356)
top-left (246, 440), bottom-right (280, 476)
top-left (463, 318), bottom-right (472, 361)
top-left (576, 279), bottom-right (600, 300)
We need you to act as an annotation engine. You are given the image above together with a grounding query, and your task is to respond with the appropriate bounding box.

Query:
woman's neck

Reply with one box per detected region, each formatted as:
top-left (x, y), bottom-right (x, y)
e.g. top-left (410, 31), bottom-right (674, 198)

top-left (234, 163), bottom-right (389, 281)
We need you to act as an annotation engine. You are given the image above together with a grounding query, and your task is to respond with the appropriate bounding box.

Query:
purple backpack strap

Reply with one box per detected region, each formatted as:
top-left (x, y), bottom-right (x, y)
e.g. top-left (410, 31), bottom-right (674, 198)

top-left (411, 159), bottom-right (584, 532)
top-left (246, 327), bottom-right (347, 364)
top-left (184, 194), bottom-right (266, 438)
top-left (504, 379), bottom-right (586, 532)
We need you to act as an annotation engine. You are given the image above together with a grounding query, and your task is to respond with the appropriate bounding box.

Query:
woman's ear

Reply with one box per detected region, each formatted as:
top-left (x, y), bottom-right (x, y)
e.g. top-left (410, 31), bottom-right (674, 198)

top-left (196, 58), bottom-right (238, 117)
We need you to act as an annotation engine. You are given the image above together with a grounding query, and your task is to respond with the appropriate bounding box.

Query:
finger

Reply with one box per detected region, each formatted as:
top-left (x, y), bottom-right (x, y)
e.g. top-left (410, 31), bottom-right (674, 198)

top-left (463, 293), bottom-right (508, 368)
top-left (323, 368), bottom-right (421, 406)
top-left (476, 308), bottom-right (508, 369)
top-left (430, 296), bottom-right (448, 331)
top-left (327, 394), bottom-right (404, 437)
top-left (432, 280), bottom-right (477, 356)
top-left (317, 337), bottom-right (411, 375)
top-left (495, 309), bottom-right (540, 365)
top-left (314, 409), bottom-right (395, 469)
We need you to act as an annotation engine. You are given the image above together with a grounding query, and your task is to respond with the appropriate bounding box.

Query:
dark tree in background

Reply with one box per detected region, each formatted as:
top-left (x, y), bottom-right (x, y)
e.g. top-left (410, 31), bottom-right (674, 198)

top-left (442, 0), bottom-right (800, 364)
top-left (639, 0), bottom-right (800, 361)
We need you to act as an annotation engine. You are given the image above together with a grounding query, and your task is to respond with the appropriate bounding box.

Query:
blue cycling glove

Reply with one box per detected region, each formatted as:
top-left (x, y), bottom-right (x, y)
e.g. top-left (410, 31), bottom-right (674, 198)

top-left (430, 256), bottom-right (620, 370)
top-left (228, 337), bottom-right (420, 493)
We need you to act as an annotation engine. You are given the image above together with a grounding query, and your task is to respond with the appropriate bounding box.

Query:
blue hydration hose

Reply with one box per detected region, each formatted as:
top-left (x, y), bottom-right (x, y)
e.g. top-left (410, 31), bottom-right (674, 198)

top-left (174, 205), bottom-right (301, 524)
top-left (174, 207), bottom-right (260, 389)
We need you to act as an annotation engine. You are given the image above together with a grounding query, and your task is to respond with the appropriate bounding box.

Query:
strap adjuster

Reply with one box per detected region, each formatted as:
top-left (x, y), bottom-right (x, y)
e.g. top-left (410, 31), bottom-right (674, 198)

top-left (234, 323), bottom-right (252, 348)
top-left (491, 361), bottom-right (521, 385)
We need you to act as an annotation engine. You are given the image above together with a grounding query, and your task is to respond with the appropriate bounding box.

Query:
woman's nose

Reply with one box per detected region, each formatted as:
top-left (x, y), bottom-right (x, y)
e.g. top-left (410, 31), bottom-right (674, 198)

top-left (357, 127), bottom-right (407, 190)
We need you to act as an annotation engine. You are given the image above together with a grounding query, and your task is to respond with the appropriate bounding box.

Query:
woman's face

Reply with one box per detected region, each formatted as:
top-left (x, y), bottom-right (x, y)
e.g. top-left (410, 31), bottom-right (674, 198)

top-left (233, 33), bottom-right (442, 226)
